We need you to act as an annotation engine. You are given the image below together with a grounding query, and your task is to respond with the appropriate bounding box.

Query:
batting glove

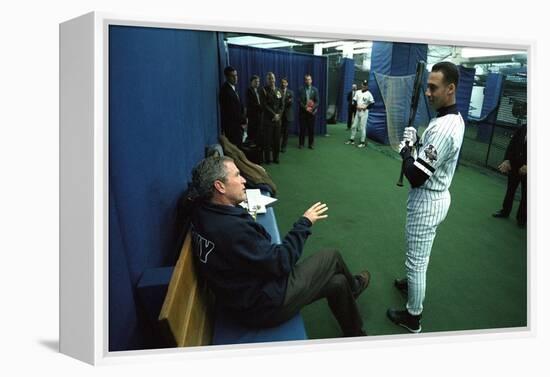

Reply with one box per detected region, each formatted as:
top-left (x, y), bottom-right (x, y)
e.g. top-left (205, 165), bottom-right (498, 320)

top-left (403, 127), bottom-right (417, 145)
top-left (398, 140), bottom-right (408, 153)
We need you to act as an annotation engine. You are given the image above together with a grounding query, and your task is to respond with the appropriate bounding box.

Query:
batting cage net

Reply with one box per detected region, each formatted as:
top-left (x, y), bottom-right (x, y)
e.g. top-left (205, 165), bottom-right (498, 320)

top-left (374, 72), bottom-right (433, 152)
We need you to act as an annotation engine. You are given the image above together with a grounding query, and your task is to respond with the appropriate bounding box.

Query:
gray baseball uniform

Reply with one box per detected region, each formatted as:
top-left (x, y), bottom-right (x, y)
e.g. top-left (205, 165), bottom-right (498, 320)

top-left (349, 89), bottom-right (375, 144)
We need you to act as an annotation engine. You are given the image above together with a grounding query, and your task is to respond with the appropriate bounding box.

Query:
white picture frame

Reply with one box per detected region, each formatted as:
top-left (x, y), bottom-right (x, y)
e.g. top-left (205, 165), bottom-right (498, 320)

top-left (59, 11), bottom-right (534, 366)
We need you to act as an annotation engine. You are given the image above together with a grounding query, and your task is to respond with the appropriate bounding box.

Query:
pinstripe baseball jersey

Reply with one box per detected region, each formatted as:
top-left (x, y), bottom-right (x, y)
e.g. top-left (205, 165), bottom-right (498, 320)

top-left (353, 90), bottom-right (375, 110)
top-left (414, 108), bottom-right (465, 193)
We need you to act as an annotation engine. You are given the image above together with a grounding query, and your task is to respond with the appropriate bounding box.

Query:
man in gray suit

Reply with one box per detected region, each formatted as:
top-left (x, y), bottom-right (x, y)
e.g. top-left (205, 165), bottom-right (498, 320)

top-left (298, 74), bottom-right (319, 149)
top-left (280, 77), bottom-right (294, 153)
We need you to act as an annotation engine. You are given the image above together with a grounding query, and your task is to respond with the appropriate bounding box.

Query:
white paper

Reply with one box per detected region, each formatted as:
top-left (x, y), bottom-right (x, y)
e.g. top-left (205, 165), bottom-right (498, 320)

top-left (239, 189), bottom-right (278, 214)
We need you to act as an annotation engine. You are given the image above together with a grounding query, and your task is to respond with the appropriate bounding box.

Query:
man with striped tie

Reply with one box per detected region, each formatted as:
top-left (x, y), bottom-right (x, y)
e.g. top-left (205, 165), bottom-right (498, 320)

top-left (387, 61), bottom-right (465, 333)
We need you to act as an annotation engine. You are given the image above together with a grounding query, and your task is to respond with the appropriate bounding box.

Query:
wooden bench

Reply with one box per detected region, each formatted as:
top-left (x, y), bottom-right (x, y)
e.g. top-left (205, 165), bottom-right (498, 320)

top-left (158, 230), bottom-right (214, 347)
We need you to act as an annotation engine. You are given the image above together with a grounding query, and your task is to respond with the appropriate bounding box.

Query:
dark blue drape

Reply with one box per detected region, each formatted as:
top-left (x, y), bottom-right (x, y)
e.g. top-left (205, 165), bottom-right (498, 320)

top-left (456, 66), bottom-right (475, 120)
top-left (109, 25), bottom-right (221, 351)
top-left (477, 73), bottom-right (504, 142)
top-left (227, 44), bottom-right (328, 135)
top-left (337, 58), bottom-right (355, 123)
top-left (367, 42), bottom-right (428, 144)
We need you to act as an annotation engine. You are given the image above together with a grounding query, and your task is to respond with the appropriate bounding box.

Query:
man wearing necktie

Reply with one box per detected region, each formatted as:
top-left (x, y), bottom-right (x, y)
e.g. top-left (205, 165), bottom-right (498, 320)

top-left (347, 84), bottom-right (358, 130)
top-left (298, 74), bottom-right (319, 149)
top-left (219, 66), bottom-right (247, 149)
top-left (280, 77), bottom-right (294, 153)
top-left (246, 75), bottom-right (263, 146)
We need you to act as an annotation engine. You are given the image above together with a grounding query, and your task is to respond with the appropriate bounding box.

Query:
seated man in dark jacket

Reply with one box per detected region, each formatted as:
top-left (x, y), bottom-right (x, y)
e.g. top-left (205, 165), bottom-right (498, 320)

top-left (188, 156), bottom-right (371, 337)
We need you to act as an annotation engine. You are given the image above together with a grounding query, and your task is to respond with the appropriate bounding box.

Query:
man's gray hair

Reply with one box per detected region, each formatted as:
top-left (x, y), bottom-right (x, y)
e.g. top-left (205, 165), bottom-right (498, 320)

top-left (189, 156), bottom-right (234, 202)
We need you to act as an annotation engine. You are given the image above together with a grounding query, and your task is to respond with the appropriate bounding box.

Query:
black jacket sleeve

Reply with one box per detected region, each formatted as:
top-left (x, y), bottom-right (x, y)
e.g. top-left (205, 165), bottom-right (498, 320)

top-left (233, 216), bottom-right (312, 278)
top-left (400, 146), bottom-right (432, 188)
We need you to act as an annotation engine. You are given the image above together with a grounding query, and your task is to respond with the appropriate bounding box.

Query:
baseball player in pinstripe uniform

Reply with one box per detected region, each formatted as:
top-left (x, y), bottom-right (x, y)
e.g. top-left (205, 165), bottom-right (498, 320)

top-left (387, 62), bottom-right (465, 333)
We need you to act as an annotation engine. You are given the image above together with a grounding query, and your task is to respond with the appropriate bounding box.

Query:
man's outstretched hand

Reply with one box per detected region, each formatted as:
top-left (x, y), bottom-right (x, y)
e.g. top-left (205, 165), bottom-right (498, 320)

top-left (303, 202), bottom-right (328, 224)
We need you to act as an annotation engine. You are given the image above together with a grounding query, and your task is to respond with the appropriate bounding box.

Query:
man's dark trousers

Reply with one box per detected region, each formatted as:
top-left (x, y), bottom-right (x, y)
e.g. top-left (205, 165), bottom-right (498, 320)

top-left (299, 111), bottom-right (315, 148)
top-left (501, 171), bottom-right (527, 224)
top-left (265, 249), bottom-right (364, 337)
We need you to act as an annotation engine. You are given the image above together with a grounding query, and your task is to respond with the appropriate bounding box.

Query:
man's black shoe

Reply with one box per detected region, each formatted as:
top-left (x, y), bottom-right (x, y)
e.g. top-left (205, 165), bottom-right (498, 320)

top-left (386, 308), bottom-right (422, 333)
top-left (273, 159), bottom-right (280, 164)
top-left (352, 270), bottom-right (371, 299)
top-left (308, 145), bottom-right (314, 149)
top-left (492, 210), bottom-right (509, 218)
top-left (394, 278), bottom-right (408, 295)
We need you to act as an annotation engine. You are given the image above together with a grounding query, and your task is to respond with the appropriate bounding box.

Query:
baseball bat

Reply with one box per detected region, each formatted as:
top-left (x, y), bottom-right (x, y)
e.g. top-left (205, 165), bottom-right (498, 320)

top-left (397, 60), bottom-right (426, 187)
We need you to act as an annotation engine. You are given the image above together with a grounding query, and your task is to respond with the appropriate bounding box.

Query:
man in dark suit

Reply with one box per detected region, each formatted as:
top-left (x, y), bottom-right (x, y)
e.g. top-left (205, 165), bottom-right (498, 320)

top-left (346, 84), bottom-right (357, 130)
top-left (279, 77), bottom-right (294, 153)
top-left (298, 74), bottom-right (319, 149)
top-left (492, 124), bottom-right (527, 227)
top-left (219, 66), bottom-right (247, 149)
top-left (246, 75), bottom-right (262, 146)
top-left (260, 72), bottom-right (283, 164)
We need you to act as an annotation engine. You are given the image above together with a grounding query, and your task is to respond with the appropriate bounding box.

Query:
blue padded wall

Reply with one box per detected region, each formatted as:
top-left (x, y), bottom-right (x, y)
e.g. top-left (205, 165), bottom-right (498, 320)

top-left (337, 58), bottom-right (355, 123)
top-left (228, 44), bottom-right (328, 135)
top-left (367, 42), bottom-right (428, 144)
top-left (457, 66), bottom-right (476, 120)
top-left (481, 73), bottom-right (504, 119)
top-left (109, 25), bottom-right (220, 351)
top-left (477, 73), bottom-right (504, 142)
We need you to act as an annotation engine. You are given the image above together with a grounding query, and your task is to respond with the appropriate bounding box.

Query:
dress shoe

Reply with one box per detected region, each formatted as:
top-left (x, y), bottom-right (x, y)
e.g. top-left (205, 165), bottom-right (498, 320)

top-left (352, 270), bottom-right (371, 299)
top-left (308, 145), bottom-right (314, 150)
top-left (492, 210), bottom-right (509, 218)
top-left (273, 159), bottom-right (280, 164)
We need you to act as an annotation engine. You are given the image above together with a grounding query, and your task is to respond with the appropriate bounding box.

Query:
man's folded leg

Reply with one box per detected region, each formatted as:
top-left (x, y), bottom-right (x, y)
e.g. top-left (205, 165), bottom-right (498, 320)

top-left (269, 249), bottom-right (369, 337)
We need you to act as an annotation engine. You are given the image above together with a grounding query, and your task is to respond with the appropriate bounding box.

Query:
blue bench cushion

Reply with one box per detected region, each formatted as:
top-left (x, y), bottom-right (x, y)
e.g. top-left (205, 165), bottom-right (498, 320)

top-left (212, 312), bottom-right (307, 345)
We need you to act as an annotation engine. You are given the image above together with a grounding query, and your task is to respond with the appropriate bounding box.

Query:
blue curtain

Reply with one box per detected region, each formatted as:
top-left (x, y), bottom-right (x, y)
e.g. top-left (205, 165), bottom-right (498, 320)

top-left (456, 66), bottom-right (475, 120)
top-left (337, 58), bottom-right (355, 123)
top-left (477, 73), bottom-right (504, 142)
top-left (228, 44), bottom-right (328, 135)
top-left (109, 25), bottom-right (221, 351)
top-left (480, 73), bottom-right (504, 118)
top-left (367, 41), bottom-right (428, 144)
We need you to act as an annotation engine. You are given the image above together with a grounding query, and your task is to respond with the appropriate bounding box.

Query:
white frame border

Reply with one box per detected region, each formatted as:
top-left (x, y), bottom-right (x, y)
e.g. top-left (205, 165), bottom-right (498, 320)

top-left (59, 11), bottom-right (535, 366)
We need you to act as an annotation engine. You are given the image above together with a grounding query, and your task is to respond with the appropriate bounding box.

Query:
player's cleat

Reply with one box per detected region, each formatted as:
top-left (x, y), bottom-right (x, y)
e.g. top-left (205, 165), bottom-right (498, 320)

top-left (394, 278), bottom-right (408, 294)
top-left (345, 140), bottom-right (355, 145)
top-left (357, 143), bottom-right (366, 148)
top-left (352, 270), bottom-right (371, 299)
top-left (492, 210), bottom-right (509, 218)
top-left (386, 308), bottom-right (422, 333)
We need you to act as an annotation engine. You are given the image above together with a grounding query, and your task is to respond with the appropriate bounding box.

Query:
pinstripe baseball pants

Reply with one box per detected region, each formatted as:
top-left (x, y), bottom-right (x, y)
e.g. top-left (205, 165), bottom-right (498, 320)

top-left (405, 189), bottom-right (451, 315)
top-left (350, 110), bottom-right (368, 143)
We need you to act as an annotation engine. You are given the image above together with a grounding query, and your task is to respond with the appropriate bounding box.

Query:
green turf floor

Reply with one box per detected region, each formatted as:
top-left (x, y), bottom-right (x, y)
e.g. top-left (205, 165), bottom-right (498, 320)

top-left (263, 123), bottom-right (527, 339)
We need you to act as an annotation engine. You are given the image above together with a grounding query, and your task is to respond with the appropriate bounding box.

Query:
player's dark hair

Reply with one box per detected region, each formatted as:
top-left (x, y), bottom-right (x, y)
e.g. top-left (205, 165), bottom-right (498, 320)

top-left (250, 74), bottom-right (260, 83)
top-left (223, 66), bottom-right (236, 77)
top-left (432, 61), bottom-right (459, 88)
top-left (281, 77), bottom-right (288, 83)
